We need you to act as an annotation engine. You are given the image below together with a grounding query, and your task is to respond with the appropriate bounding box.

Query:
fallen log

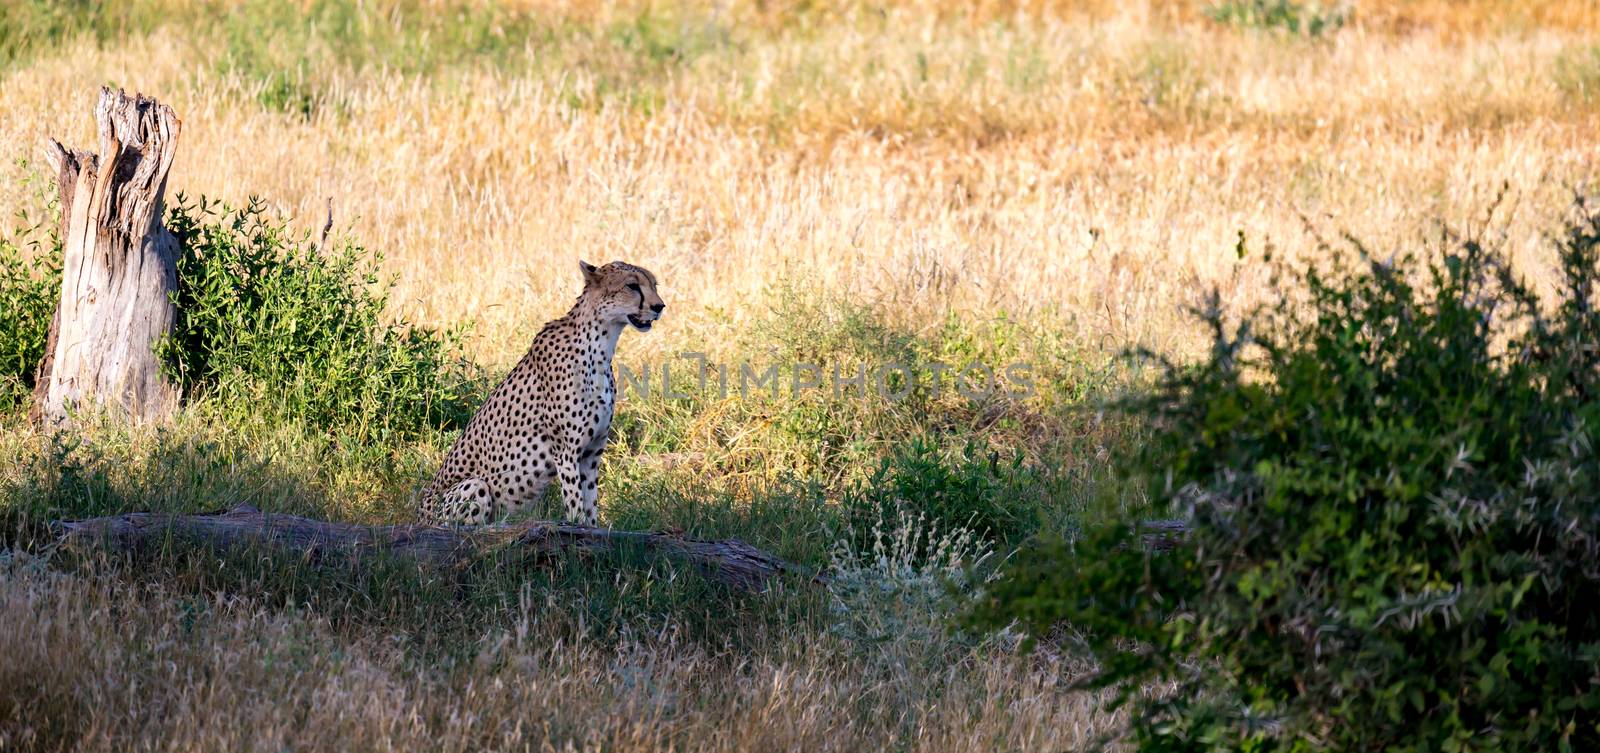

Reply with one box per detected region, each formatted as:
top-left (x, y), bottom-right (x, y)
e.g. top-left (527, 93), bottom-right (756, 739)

top-left (52, 504), bottom-right (821, 592)
top-left (1140, 518), bottom-right (1190, 553)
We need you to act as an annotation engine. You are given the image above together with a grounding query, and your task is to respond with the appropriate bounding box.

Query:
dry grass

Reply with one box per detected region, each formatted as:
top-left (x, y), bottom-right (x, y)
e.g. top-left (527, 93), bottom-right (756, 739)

top-left (2, 2), bottom-right (1598, 750)
top-left (0, 405), bottom-right (1123, 751)
top-left (1, 1), bottom-right (1595, 367)
top-left (0, 562), bottom-right (1119, 752)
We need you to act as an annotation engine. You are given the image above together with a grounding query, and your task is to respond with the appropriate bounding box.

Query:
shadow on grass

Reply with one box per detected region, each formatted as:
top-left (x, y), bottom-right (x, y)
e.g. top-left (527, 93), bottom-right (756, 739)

top-left (0, 418), bottom-right (824, 659)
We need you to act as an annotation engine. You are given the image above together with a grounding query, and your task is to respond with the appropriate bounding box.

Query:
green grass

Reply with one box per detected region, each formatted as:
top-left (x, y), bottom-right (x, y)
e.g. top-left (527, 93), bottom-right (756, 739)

top-left (210, 0), bottom-right (558, 116)
top-left (1204, 0), bottom-right (1349, 37)
top-left (0, 0), bottom-right (175, 73)
top-left (0, 397), bottom-right (1024, 672)
top-left (0, 410), bottom-right (819, 661)
top-left (0, 189), bottom-right (1126, 678)
top-left (2, 0), bottom-right (744, 118)
top-left (1555, 44), bottom-right (1600, 104)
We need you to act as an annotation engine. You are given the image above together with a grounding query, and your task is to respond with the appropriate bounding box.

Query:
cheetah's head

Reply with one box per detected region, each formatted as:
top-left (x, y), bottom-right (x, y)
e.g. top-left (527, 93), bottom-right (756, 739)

top-left (580, 260), bottom-right (665, 332)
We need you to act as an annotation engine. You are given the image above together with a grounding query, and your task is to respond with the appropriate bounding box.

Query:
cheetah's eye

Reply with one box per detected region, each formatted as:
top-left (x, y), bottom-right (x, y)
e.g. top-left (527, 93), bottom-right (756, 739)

top-left (626, 283), bottom-right (642, 292)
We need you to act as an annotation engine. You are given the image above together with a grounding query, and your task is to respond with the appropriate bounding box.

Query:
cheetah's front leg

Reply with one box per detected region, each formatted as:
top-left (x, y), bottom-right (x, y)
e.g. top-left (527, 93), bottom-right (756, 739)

top-left (576, 446), bottom-right (603, 526)
top-left (555, 447), bottom-right (597, 526)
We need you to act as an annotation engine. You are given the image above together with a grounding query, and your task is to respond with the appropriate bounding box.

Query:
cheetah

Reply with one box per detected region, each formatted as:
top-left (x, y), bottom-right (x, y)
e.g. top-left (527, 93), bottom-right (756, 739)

top-left (418, 260), bottom-right (664, 526)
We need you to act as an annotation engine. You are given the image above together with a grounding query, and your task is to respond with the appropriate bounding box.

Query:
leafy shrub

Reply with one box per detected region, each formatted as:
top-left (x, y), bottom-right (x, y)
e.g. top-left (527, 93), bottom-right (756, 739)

top-left (841, 438), bottom-right (1046, 554)
top-left (162, 196), bottom-right (481, 441)
top-left (971, 199), bottom-right (1600, 751)
top-left (0, 210), bottom-right (60, 414)
top-left (1206, 0), bottom-right (1348, 36)
top-left (0, 195), bottom-right (479, 439)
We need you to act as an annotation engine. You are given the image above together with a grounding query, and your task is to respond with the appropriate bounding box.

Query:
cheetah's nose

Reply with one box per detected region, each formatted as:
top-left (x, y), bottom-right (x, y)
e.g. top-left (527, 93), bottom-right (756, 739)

top-left (651, 303), bottom-right (665, 314)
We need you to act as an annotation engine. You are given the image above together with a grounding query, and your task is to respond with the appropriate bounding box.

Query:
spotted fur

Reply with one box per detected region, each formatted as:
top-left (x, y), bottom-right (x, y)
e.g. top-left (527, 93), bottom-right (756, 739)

top-left (419, 261), bottom-right (664, 526)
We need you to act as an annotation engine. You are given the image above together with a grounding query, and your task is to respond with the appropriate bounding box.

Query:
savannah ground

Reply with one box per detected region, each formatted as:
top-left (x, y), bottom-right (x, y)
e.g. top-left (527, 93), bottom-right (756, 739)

top-left (2, 1), bottom-right (1598, 750)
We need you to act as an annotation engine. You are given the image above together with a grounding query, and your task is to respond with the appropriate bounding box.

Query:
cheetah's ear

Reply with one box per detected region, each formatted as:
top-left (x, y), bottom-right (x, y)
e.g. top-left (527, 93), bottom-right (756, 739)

top-left (579, 260), bottom-right (600, 286)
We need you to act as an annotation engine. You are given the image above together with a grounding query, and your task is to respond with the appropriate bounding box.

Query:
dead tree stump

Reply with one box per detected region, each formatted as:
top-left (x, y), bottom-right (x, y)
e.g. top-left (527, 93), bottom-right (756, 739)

top-left (31, 87), bottom-right (182, 426)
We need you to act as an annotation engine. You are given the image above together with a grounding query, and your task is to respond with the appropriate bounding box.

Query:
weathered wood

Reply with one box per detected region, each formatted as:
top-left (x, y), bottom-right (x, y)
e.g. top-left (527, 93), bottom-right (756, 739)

top-left (1140, 518), bottom-right (1190, 552)
top-left (31, 87), bottom-right (182, 425)
top-left (52, 504), bottom-right (821, 592)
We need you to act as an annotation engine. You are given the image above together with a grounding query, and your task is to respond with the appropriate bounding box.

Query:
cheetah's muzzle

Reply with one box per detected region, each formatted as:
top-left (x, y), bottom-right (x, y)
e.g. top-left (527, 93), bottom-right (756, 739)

top-left (627, 314), bottom-right (653, 331)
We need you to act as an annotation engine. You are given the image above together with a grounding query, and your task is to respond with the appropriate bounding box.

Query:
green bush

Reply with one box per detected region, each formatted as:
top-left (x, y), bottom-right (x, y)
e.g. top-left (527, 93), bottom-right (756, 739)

top-left (162, 196), bottom-right (480, 440)
top-left (841, 438), bottom-right (1046, 555)
top-left (0, 230), bottom-right (59, 414)
top-left (0, 184), bottom-right (62, 415)
top-left (0, 196), bottom-right (481, 439)
top-left (971, 199), bottom-right (1600, 751)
